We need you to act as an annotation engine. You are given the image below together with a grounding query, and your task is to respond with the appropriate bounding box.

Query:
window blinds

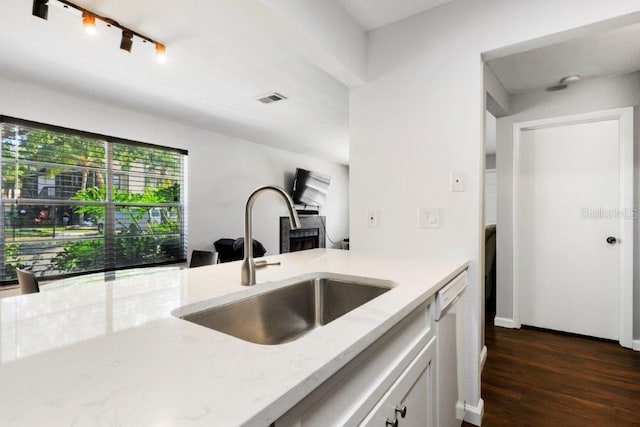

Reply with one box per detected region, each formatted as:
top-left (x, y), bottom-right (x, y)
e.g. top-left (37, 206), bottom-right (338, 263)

top-left (0, 116), bottom-right (187, 283)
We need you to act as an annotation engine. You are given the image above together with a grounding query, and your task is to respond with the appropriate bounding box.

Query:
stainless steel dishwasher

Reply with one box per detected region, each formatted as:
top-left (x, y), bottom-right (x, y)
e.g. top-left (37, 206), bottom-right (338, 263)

top-left (435, 271), bottom-right (467, 427)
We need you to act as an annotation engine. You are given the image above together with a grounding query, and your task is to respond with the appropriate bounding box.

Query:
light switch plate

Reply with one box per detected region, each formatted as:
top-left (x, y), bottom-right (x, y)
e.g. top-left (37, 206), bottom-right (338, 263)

top-left (418, 208), bottom-right (440, 228)
top-left (450, 171), bottom-right (464, 192)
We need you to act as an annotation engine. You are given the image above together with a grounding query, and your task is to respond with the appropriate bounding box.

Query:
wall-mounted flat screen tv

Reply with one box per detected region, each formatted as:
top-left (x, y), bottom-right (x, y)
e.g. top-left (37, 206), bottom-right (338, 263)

top-left (292, 168), bottom-right (331, 207)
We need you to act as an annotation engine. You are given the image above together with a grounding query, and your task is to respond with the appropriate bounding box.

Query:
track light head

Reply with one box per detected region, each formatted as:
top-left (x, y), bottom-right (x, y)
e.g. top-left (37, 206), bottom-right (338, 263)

top-left (155, 43), bottom-right (167, 63)
top-left (82, 12), bottom-right (97, 36)
top-left (120, 30), bottom-right (133, 53)
top-left (32, 0), bottom-right (49, 20)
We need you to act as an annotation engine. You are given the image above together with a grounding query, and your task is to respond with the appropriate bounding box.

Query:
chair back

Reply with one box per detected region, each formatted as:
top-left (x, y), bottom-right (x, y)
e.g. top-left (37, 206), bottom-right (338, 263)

top-left (189, 250), bottom-right (217, 268)
top-left (214, 239), bottom-right (236, 263)
top-left (16, 269), bottom-right (40, 294)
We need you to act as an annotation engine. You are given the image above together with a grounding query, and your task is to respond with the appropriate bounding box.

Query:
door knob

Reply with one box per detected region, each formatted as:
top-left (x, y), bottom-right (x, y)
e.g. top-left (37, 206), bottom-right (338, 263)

top-left (385, 418), bottom-right (398, 427)
top-left (395, 405), bottom-right (407, 418)
top-left (606, 236), bottom-right (617, 244)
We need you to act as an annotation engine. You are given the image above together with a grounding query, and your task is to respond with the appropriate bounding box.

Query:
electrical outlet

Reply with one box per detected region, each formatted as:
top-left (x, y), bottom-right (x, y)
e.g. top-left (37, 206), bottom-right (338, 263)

top-left (366, 209), bottom-right (380, 228)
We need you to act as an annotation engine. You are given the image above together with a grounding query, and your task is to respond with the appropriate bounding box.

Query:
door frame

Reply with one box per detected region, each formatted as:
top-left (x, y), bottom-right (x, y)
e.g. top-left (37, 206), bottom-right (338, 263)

top-left (513, 107), bottom-right (634, 348)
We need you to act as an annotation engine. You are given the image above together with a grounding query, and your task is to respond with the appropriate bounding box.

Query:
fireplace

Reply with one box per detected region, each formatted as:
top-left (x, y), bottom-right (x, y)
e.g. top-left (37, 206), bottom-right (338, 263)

top-left (280, 216), bottom-right (326, 253)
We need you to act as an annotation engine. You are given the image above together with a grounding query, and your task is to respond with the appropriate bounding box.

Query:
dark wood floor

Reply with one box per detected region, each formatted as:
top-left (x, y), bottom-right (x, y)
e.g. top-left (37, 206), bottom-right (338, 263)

top-left (464, 322), bottom-right (640, 427)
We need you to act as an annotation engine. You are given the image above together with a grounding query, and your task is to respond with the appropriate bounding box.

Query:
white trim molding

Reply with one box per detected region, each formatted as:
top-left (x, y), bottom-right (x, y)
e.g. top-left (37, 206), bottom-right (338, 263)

top-left (480, 345), bottom-right (488, 371)
top-left (458, 398), bottom-right (484, 426)
top-left (633, 340), bottom-right (640, 352)
top-left (494, 317), bottom-right (516, 328)
top-left (456, 401), bottom-right (466, 423)
top-left (512, 107), bottom-right (634, 348)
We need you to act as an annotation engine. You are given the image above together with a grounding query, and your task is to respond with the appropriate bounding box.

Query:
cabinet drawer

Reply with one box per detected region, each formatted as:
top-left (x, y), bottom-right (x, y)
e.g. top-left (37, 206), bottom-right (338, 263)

top-left (276, 298), bottom-right (434, 427)
top-left (360, 336), bottom-right (436, 427)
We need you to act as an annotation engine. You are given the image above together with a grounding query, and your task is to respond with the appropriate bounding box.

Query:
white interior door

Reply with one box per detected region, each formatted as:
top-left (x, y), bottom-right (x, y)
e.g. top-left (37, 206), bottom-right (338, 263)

top-left (515, 111), bottom-right (632, 343)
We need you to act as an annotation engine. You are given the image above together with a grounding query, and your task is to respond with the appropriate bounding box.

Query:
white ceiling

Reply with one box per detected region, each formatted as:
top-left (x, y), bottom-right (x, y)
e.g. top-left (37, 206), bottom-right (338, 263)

top-left (487, 22), bottom-right (640, 94)
top-left (7, 1), bottom-right (637, 168)
top-left (0, 0), bottom-right (460, 166)
top-left (0, 0), bottom-right (350, 164)
top-left (336, 0), bottom-right (453, 31)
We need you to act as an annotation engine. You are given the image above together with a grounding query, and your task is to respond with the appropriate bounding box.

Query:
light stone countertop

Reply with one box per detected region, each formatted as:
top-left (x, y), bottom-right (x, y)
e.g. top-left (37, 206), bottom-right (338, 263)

top-left (0, 249), bottom-right (468, 426)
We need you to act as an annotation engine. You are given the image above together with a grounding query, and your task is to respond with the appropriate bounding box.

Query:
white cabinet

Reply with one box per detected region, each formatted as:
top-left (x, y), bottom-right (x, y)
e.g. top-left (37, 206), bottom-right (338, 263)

top-left (276, 298), bottom-right (436, 427)
top-left (360, 337), bottom-right (435, 427)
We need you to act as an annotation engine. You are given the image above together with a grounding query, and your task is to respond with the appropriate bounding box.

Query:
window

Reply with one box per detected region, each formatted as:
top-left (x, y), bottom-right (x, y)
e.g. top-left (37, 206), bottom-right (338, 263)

top-left (0, 116), bottom-right (187, 284)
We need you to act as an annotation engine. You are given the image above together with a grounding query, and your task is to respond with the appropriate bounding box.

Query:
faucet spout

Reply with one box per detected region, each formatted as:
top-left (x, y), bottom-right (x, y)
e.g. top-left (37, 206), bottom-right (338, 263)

top-left (241, 185), bottom-right (301, 286)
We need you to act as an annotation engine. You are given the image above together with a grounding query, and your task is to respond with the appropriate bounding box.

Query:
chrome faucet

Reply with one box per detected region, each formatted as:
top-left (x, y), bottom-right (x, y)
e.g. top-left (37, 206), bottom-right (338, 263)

top-left (241, 185), bottom-right (301, 286)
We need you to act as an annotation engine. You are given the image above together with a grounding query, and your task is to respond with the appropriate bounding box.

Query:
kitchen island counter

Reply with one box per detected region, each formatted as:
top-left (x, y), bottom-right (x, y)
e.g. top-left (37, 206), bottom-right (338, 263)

top-left (0, 249), bottom-right (467, 426)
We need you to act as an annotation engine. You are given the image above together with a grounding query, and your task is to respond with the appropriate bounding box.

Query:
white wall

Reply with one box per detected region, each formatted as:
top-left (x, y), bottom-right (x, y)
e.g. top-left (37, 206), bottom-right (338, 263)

top-left (0, 77), bottom-right (349, 263)
top-left (484, 170), bottom-right (497, 226)
top-left (350, 0), bottom-right (640, 422)
top-left (484, 64), bottom-right (510, 117)
top-left (260, 0), bottom-right (366, 87)
top-left (495, 72), bottom-right (640, 339)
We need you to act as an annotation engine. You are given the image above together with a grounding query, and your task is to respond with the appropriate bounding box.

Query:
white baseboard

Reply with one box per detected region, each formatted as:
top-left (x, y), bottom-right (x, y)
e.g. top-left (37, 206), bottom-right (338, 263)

top-left (456, 401), bottom-right (466, 421)
top-left (494, 316), bottom-right (516, 328)
top-left (457, 398), bottom-right (484, 426)
top-left (633, 340), bottom-right (640, 351)
top-left (480, 345), bottom-right (487, 371)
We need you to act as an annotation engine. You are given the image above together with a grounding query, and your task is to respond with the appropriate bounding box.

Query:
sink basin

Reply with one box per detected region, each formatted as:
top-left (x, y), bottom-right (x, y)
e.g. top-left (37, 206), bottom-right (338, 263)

top-left (180, 275), bottom-right (393, 345)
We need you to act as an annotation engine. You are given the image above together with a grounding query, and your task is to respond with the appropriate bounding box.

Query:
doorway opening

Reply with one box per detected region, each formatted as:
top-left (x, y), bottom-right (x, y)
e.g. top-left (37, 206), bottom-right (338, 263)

top-left (484, 111), bottom-right (497, 321)
top-left (482, 20), bottom-right (640, 349)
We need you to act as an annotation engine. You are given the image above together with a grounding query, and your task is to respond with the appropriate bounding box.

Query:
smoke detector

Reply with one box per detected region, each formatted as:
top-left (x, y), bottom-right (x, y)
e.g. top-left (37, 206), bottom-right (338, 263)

top-left (256, 92), bottom-right (288, 104)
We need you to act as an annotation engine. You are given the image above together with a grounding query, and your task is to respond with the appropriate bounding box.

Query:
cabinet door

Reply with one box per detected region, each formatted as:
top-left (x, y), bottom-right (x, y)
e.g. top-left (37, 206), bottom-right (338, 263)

top-left (360, 337), bottom-right (436, 427)
top-left (275, 301), bottom-right (434, 427)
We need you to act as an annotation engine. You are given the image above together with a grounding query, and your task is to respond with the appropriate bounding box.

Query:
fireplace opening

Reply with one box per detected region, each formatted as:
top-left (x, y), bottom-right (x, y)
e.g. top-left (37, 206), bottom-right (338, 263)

top-left (289, 228), bottom-right (320, 252)
top-left (280, 216), bottom-right (326, 253)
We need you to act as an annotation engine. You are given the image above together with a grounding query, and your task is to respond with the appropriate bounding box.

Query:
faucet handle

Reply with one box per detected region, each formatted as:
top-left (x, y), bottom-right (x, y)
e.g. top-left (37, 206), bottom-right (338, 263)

top-left (255, 260), bottom-right (281, 269)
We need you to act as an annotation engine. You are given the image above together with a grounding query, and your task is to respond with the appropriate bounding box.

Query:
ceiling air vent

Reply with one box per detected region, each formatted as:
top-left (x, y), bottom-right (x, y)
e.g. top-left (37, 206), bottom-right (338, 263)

top-left (256, 92), bottom-right (288, 104)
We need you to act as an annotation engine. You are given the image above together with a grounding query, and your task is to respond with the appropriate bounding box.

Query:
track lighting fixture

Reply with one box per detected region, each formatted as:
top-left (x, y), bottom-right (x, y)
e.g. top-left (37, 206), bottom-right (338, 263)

top-left (120, 30), bottom-right (133, 53)
top-left (82, 12), bottom-right (97, 36)
top-left (32, 0), bottom-right (166, 62)
top-left (32, 0), bottom-right (49, 20)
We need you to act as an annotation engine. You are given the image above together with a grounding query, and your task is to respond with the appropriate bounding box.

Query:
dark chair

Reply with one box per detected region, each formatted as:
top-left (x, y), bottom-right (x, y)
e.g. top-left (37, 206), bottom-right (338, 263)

top-left (189, 250), bottom-right (217, 268)
top-left (16, 268), bottom-right (40, 294)
top-left (214, 238), bottom-right (237, 263)
top-left (214, 238), bottom-right (266, 263)
top-left (232, 238), bottom-right (266, 258)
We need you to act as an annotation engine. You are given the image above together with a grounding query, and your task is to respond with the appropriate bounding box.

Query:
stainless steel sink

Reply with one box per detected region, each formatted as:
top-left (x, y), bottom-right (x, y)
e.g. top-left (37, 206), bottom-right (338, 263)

top-left (180, 276), bottom-right (392, 345)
